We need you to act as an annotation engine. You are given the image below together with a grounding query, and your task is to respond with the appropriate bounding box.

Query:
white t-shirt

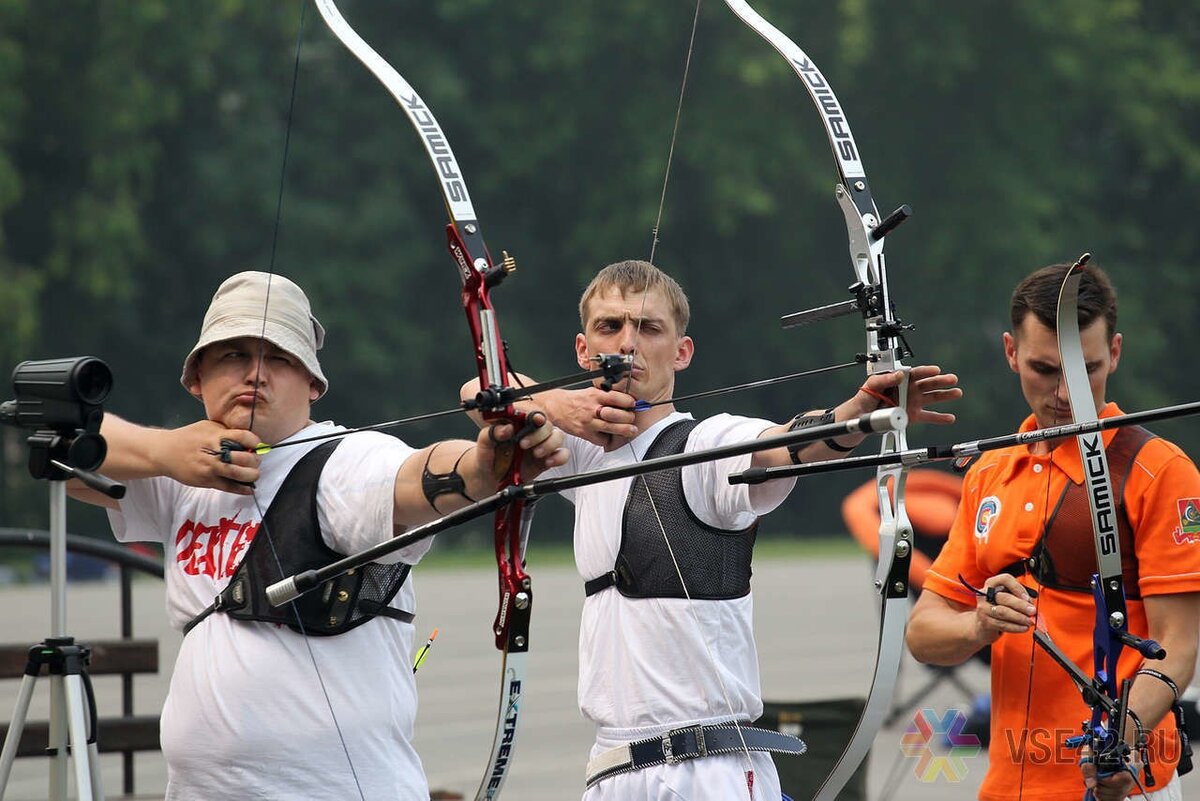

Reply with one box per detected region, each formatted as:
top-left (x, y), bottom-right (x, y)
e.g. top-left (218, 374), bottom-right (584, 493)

top-left (546, 412), bottom-right (795, 734)
top-left (108, 422), bottom-right (431, 801)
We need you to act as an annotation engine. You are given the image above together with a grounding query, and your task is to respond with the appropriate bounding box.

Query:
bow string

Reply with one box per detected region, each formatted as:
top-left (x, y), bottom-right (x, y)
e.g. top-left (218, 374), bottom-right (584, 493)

top-left (609, 2), bottom-right (918, 796)
top-left (233, 4), bottom-right (370, 798)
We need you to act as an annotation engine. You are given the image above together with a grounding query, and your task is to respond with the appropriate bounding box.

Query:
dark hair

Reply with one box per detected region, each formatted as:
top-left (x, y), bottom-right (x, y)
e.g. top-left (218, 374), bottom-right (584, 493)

top-left (1010, 262), bottom-right (1117, 339)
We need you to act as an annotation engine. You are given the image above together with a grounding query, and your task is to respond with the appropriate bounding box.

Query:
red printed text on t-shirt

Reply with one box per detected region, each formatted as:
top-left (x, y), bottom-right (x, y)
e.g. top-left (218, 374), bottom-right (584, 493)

top-left (175, 515), bottom-right (259, 579)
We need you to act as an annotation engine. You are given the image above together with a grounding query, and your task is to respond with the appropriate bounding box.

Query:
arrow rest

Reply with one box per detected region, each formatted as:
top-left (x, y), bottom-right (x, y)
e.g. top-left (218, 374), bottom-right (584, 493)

top-left (464, 354), bottom-right (633, 413)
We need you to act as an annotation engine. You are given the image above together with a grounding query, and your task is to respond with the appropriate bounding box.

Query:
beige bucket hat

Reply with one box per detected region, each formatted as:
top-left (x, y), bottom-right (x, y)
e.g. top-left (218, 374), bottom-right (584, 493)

top-left (180, 271), bottom-right (328, 398)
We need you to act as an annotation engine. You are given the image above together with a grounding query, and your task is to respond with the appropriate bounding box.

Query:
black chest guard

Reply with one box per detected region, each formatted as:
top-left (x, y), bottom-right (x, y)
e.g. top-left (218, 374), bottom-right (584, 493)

top-left (584, 419), bottom-right (757, 600)
top-left (184, 439), bottom-right (412, 636)
top-left (1012, 425), bottom-right (1154, 598)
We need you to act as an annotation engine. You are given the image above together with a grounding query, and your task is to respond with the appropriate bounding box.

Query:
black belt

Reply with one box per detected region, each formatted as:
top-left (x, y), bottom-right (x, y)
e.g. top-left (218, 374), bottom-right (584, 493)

top-left (584, 723), bottom-right (806, 787)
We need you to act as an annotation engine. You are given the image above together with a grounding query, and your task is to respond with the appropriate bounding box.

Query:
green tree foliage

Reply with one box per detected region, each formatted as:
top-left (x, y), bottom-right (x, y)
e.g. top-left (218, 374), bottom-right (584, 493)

top-left (2, 0), bottom-right (1199, 541)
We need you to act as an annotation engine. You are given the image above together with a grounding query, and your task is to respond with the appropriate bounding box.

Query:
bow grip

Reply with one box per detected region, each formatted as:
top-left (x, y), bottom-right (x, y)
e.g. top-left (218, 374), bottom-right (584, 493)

top-left (485, 408), bottom-right (539, 481)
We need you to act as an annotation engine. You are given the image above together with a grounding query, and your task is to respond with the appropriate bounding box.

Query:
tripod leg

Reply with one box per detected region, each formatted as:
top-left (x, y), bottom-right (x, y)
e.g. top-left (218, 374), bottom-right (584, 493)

top-left (63, 674), bottom-right (96, 800)
top-left (49, 675), bottom-right (68, 800)
top-left (0, 673), bottom-right (40, 799)
top-left (80, 671), bottom-right (105, 801)
top-left (85, 740), bottom-right (105, 801)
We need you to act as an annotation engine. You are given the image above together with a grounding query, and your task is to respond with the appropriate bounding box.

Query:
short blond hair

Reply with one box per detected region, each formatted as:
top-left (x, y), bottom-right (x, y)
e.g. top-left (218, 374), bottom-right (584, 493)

top-left (578, 260), bottom-right (690, 335)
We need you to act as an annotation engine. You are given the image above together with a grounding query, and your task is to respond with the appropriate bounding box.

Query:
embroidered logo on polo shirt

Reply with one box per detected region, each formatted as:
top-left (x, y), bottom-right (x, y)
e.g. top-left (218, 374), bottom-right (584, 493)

top-left (975, 497), bottom-right (1000, 543)
top-left (1172, 498), bottom-right (1200, 544)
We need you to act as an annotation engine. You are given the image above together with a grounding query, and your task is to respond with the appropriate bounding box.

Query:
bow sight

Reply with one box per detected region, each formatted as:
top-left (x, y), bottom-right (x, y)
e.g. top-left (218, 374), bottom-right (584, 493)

top-left (0, 356), bottom-right (113, 478)
top-left (779, 203), bottom-right (915, 365)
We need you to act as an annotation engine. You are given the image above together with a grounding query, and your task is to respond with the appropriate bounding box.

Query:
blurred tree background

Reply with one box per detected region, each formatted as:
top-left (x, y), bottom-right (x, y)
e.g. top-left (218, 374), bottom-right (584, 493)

top-left (2, 0), bottom-right (1199, 551)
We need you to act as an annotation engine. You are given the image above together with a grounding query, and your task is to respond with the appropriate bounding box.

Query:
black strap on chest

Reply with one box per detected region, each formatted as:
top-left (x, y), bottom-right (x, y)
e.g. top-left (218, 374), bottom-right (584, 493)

top-left (184, 439), bottom-right (413, 636)
top-left (1004, 425), bottom-right (1154, 597)
top-left (585, 419), bottom-right (757, 600)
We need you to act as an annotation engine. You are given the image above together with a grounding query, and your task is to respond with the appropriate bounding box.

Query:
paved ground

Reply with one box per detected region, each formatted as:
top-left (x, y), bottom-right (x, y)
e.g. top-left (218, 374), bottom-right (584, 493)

top-left (0, 554), bottom-right (1194, 799)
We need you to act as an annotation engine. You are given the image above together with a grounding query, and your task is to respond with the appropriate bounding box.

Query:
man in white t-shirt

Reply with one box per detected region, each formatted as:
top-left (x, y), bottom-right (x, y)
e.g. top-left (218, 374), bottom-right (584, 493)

top-left (69, 270), bottom-right (566, 801)
top-left (464, 259), bottom-right (962, 799)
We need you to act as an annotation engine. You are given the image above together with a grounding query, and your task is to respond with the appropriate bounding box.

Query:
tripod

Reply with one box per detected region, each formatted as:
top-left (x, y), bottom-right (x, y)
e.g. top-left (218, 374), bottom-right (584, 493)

top-left (0, 443), bottom-right (124, 801)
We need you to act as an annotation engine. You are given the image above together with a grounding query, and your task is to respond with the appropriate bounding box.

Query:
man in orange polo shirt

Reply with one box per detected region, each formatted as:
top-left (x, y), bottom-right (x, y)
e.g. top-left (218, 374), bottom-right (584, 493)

top-left (908, 262), bottom-right (1200, 801)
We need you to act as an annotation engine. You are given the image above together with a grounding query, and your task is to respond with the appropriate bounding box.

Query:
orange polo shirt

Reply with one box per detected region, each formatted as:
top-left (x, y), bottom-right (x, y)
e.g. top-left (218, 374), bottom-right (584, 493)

top-left (923, 404), bottom-right (1200, 801)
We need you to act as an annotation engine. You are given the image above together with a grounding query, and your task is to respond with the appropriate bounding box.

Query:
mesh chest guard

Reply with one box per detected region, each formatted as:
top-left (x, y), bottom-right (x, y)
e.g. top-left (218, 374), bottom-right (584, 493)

top-left (185, 439), bottom-right (412, 636)
top-left (588, 419), bottom-right (757, 600)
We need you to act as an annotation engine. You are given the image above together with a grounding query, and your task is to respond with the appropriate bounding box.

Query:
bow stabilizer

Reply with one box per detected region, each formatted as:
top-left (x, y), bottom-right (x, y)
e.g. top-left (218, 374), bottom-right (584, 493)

top-left (268, 408), bottom-right (908, 600)
top-left (730, 398), bottom-right (1200, 483)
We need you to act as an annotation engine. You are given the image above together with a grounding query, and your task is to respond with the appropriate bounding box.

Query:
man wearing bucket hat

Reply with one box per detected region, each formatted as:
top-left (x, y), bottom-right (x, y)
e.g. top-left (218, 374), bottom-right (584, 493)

top-left (71, 270), bottom-right (566, 800)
